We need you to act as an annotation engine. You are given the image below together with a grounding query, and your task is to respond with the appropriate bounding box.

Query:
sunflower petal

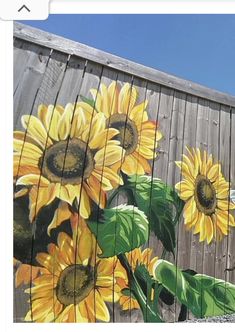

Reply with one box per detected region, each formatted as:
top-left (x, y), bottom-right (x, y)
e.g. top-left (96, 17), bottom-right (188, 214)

top-left (58, 103), bottom-right (74, 140)
top-left (94, 145), bottom-right (124, 167)
top-left (21, 115), bottom-right (50, 146)
top-left (208, 163), bottom-right (221, 182)
top-left (94, 291), bottom-right (110, 322)
top-left (47, 201), bottom-right (71, 235)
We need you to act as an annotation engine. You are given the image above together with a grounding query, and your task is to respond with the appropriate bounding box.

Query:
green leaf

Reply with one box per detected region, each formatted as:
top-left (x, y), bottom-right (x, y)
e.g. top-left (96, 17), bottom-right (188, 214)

top-left (126, 175), bottom-right (184, 254)
top-left (153, 259), bottom-right (235, 318)
top-left (87, 204), bottom-right (149, 258)
top-left (80, 96), bottom-right (96, 109)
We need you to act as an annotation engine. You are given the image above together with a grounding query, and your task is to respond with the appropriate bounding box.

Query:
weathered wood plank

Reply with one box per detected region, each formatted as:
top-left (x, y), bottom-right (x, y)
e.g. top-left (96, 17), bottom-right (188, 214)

top-left (62, 60), bottom-right (104, 323)
top-left (142, 82), bottom-right (162, 322)
top-left (156, 87), bottom-right (175, 182)
top-left (148, 87), bottom-right (175, 321)
top-left (189, 99), bottom-right (209, 278)
top-left (127, 77), bottom-right (149, 323)
top-left (90, 68), bottom-right (135, 323)
top-left (227, 107), bottom-right (235, 284)
top-left (92, 68), bottom-right (121, 324)
top-left (31, 51), bottom-right (70, 116)
top-left (176, 96), bottom-right (198, 272)
top-left (168, 92), bottom-right (189, 322)
top-left (215, 105), bottom-right (233, 316)
top-left (144, 81), bottom-right (161, 258)
top-left (202, 101), bottom-right (220, 316)
top-left (14, 22), bottom-right (235, 108)
top-left (13, 42), bottom-right (51, 130)
top-left (167, 91), bottom-right (187, 187)
top-left (150, 86), bottom-right (176, 320)
top-left (165, 91), bottom-right (187, 322)
top-left (56, 55), bottom-right (86, 105)
top-left (14, 39), bottom-right (50, 94)
top-left (14, 50), bottom-right (72, 322)
top-left (202, 102), bottom-right (220, 269)
top-left (214, 105), bottom-right (231, 286)
top-left (14, 283), bottom-right (28, 322)
top-left (176, 95), bottom-right (199, 321)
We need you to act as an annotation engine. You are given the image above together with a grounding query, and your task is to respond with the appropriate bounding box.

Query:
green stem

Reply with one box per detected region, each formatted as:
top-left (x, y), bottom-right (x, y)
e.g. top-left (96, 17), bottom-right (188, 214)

top-left (118, 253), bottom-right (163, 322)
top-left (153, 283), bottom-right (163, 309)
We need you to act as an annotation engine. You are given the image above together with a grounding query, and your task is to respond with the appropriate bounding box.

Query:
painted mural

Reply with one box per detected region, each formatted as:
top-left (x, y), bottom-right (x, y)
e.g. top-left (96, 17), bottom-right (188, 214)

top-left (14, 82), bottom-right (235, 322)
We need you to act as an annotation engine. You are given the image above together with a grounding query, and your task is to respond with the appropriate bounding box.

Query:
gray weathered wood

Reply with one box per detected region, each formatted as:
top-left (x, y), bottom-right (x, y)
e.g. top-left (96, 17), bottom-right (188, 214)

top-left (189, 99), bottom-right (209, 277)
top-left (214, 105), bottom-right (231, 282)
top-left (176, 96), bottom-right (198, 273)
top-left (227, 107), bottom-right (235, 284)
top-left (202, 102), bottom-right (220, 278)
top-left (177, 95), bottom-right (199, 321)
top-left (14, 22), bottom-right (235, 108)
top-left (14, 40), bottom-right (51, 130)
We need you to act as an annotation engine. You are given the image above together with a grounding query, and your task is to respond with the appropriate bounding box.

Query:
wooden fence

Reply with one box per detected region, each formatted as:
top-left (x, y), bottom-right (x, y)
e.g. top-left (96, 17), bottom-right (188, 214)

top-left (13, 22), bottom-right (235, 323)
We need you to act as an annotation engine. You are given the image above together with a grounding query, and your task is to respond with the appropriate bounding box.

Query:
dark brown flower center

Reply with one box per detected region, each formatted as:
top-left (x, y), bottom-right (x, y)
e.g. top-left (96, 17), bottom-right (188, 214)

top-left (56, 264), bottom-right (95, 306)
top-left (107, 114), bottom-right (138, 155)
top-left (41, 138), bottom-right (94, 185)
top-left (194, 175), bottom-right (216, 215)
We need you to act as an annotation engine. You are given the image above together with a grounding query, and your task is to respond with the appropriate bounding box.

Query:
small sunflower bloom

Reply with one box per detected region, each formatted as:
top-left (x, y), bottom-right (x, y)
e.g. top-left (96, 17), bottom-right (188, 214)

top-left (116, 248), bottom-right (158, 311)
top-left (175, 147), bottom-right (235, 244)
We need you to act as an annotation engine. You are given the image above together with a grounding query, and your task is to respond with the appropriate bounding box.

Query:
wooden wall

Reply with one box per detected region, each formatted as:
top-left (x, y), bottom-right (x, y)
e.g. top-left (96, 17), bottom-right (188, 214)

top-left (13, 22), bottom-right (235, 323)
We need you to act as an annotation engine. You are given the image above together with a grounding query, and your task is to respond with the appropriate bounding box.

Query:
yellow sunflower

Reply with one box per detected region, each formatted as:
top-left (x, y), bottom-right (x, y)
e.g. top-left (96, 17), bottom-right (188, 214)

top-left (14, 104), bottom-right (124, 230)
top-left (78, 82), bottom-right (162, 175)
top-left (116, 248), bottom-right (158, 311)
top-left (175, 147), bottom-right (235, 244)
top-left (24, 218), bottom-right (124, 323)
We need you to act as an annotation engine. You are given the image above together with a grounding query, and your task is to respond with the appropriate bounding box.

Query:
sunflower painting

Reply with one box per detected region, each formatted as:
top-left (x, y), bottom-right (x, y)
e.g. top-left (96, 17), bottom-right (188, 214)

top-left (175, 147), bottom-right (235, 244)
top-left (14, 104), bottom-right (124, 229)
top-left (14, 79), bottom-right (235, 323)
top-left (24, 218), bottom-right (124, 322)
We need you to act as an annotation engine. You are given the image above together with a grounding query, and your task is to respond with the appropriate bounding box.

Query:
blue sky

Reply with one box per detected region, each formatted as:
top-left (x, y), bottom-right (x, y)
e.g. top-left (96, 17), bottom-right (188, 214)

top-left (24, 15), bottom-right (235, 96)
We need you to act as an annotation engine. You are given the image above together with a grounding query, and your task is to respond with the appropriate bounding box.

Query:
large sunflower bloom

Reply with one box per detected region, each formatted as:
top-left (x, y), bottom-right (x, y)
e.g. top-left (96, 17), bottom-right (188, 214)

top-left (175, 147), bottom-right (235, 244)
top-left (14, 104), bottom-right (124, 229)
top-left (78, 82), bottom-right (162, 175)
top-left (116, 248), bottom-right (158, 311)
top-left (24, 218), bottom-right (123, 322)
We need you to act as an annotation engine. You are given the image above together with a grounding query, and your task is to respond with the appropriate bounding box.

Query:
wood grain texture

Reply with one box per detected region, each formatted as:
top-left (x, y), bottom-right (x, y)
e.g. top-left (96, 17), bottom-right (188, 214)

top-left (176, 95), bottom-right (198, 273)
top-left (214, 105), bottom-right (231, 284)
top-left (227, 108), bottom-right (235, 284)
top-left (202, 102), bottom-right (220, 276)
top-left (14, 22), bottom-right (235, 108)
top-left (176, 95), bottom-right (199, 321)
top-left (14, 39), bottom-right (52, 130)
top-left (169, 92), bottom-right (186, 322)
top-left (189, 99), bottom-right (209, 277)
